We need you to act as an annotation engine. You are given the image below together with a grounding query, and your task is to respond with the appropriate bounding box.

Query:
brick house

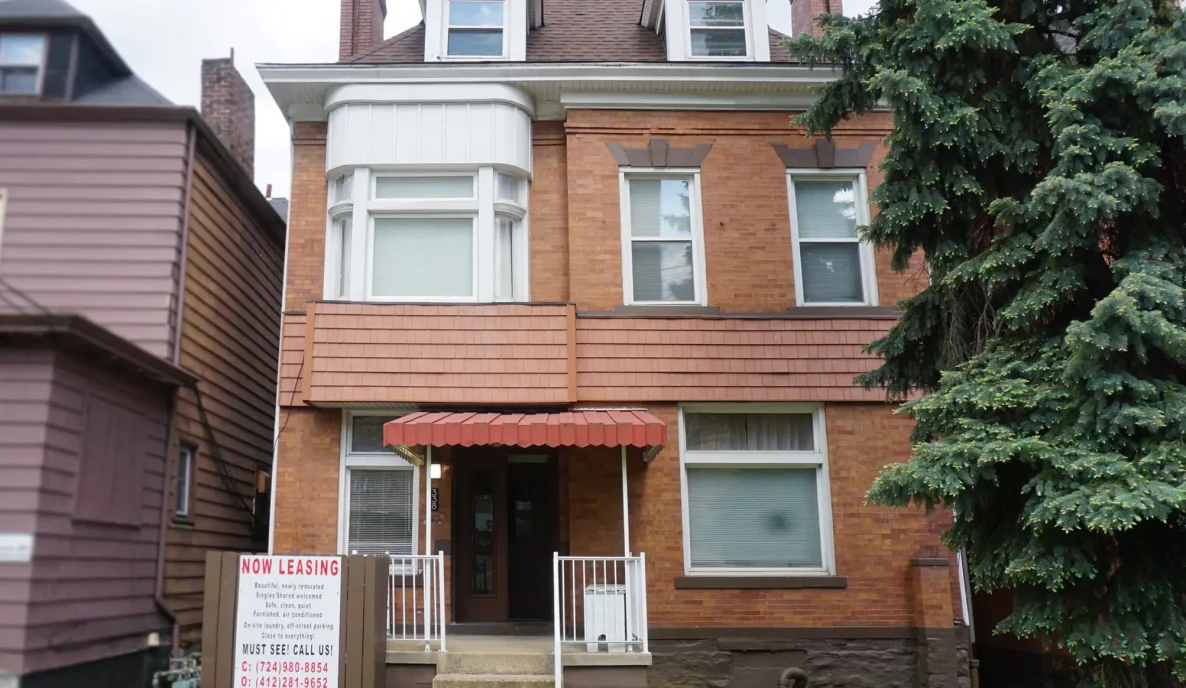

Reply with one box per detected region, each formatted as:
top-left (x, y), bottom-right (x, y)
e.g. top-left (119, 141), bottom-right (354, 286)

top-left (0, 2), bottom-right (285, 686)
top-left (259, 0), bottom-right (970, 685)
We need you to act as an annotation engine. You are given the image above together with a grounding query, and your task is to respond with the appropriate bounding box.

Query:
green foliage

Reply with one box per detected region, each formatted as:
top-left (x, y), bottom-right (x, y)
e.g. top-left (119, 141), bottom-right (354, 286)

top-left (787, 1), bottom-right (1186, 685)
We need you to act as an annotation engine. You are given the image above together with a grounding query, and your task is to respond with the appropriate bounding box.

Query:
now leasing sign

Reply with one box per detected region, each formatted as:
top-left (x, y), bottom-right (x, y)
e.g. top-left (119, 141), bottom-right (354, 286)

top-left (232, 556), bottom-right (342, 688)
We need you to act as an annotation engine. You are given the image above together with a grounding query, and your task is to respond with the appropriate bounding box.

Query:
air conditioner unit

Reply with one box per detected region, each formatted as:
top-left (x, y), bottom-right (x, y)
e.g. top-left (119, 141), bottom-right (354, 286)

top-left (583, 584), bottom-right (628, 653)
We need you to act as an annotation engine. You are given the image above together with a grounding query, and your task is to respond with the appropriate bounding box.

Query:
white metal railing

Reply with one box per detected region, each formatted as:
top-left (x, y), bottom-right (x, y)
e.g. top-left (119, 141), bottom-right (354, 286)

top-left (387, 553), bottom-right (446, 651)
top-left (553, 554), bottom-right (648, 688)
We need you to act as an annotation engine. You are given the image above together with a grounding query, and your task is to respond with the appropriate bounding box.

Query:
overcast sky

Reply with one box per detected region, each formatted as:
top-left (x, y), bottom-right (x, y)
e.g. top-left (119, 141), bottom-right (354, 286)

top-left (69, 0), bottom-right (877, 199)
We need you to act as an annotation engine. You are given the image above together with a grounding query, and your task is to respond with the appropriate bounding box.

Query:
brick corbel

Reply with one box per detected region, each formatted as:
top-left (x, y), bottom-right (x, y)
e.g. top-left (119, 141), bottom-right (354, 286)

top-left (772, 139), bottom-right (876, 168)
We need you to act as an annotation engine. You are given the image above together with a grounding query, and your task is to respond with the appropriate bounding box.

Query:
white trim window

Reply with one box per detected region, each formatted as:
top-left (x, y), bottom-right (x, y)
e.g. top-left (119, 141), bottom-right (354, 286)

top-left (0, 34), bottom-right (45, 95)
top-left (327, 168), bottom-right (529, 303)
top-left (619, 170), bottom-right (707, 305)
top-left (679, 404), bottom-right (835, 574)
top-left (175, 444), bottom-right (194, 517)
top-left (447, 0), bottom-right (506, 57)
top-left (687, 1), bottom-right (748, 58)
top-left (338, 411), bottom-right (420, 558)
top-left (787, 171), bottom-right (878, 306)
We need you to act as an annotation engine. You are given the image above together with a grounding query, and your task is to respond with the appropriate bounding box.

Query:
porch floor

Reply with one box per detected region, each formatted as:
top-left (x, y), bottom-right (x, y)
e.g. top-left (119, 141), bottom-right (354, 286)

top-left (387, 635), bottom-right (652, 667)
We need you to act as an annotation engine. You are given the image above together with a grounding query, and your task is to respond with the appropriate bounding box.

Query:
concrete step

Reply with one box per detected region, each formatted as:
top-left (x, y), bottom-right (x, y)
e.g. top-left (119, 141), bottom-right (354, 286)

top-left (439, 652), bottom-right (553, 676)
top-left (433, 674), bottom-right (554, 688)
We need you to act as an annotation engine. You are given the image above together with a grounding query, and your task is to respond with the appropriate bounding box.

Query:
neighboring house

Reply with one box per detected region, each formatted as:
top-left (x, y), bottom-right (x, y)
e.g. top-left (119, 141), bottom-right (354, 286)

top-left (259, 0), bottom-right (969, 686)
top-left (0, 1), bottom-right (285, 686)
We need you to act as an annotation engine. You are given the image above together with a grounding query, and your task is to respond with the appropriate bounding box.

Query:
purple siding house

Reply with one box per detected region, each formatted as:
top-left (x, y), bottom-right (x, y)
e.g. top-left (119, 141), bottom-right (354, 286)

top-left (0, 2), bottom-right (286, 687)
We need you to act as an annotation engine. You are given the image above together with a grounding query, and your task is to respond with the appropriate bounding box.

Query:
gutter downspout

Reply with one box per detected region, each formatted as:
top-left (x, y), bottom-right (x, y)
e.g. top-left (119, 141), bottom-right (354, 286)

top-left (153, 122), bottom-right (197, 658)
top-left (267, 131), bottom-right (294, 555)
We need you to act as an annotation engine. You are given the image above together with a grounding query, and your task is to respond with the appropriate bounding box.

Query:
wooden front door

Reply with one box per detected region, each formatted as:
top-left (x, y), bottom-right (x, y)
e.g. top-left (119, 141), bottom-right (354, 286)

top-left (453, 451), bottom-right (557, 623)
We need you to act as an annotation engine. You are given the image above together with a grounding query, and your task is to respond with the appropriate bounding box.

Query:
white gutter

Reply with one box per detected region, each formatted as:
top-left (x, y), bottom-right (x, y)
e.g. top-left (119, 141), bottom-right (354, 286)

top-left (256, 61), bottom-right (841, 86)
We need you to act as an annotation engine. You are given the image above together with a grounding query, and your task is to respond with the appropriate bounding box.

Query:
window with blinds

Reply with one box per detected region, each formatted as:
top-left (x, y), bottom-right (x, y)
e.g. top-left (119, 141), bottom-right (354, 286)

top-left (682, 409), bottom-right (832, 572)
top-left (346, 469), bottom-right (415, 556)
top-left (371, 217), bottom-right (475, 298)
top-left (624, 176), bottom-right (701, 304)
top-left (790, 177), bottom-right (873, 305)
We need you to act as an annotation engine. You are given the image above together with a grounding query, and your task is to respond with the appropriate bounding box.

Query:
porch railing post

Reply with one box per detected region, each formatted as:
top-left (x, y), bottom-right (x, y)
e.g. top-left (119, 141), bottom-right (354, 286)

top-left (553, 552), bottom-right (562, 688)
top-left (639, 552), bottom-right (648, 654)
top-left (423, 446), bottom-right (433, 651)
top-left (620, 446), bottom-right (630, 557)
top-left (438, 551), bottom-right (447, 652)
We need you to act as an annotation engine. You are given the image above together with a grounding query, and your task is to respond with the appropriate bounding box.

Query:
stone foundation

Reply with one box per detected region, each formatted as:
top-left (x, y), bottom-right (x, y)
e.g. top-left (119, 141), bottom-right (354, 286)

top-left (649, 637), bottom-right (922, 688)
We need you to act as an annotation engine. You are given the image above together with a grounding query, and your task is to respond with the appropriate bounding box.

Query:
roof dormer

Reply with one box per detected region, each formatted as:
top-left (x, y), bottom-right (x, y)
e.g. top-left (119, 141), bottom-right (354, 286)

top-left (422, 0), bottom-right (534, 61)
top-left (642, 0), bottom-right (772, 62)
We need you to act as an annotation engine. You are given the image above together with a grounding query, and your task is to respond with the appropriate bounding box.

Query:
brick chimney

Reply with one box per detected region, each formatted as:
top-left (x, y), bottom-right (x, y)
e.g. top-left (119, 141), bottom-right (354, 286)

top-left (791, 0), bottom-right (844, 38)
top-left (200, 52), bottom-right (255, 179)
top-left (340, 0), bottom-right (388, 61)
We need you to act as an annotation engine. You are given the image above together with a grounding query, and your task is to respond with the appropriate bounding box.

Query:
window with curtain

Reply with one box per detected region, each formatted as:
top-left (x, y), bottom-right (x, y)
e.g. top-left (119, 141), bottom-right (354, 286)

top-left (346, 469), bottom-right (415, 556)
top-left (624, 176), bottom-right (701, 304)
top-left (682, 409), bottom-right (832, 572)
top-left (447, 0), bottom-right (505, 57)
top-left (688, 1), bottom-right (747, 57)
top-left (790, 176), bottom-right (873, 305)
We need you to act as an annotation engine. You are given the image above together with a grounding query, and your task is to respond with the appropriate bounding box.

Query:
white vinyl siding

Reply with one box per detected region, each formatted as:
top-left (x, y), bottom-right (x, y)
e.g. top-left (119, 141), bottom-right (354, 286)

top-left (620, 172), bottom-right (707, 305)
top-left (679, 405), bottom-right (835, 575)
top-left (788, 172), bottom-right (878, 306)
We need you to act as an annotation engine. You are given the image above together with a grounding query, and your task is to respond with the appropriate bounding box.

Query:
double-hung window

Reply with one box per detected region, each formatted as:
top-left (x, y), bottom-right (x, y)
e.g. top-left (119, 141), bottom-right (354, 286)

top-left (788, 173), bottom-right (877, 305)
top-left (0, 34), bottom-right (45, 95)
top-left (620, 172), bottom-right (706, 305)
top-left (688, 1), bottom-right (747, 58)
top-left (339, 412), bottom-right (418, 558)
top-left (175, 444), bottom-right (195, 518)
top-left (370, 174), bottom-right (477, 301)
top-left (680, 405), bottom-right (835, 574)
top-left (447, 0), bottom-right (505, 57)
top-left (328, 172), bottom-right (354, 299)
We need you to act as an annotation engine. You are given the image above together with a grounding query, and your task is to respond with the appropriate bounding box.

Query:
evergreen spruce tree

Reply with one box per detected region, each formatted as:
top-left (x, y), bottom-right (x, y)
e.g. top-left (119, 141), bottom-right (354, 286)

top-left (788, 1), bottom-right (1186, 685)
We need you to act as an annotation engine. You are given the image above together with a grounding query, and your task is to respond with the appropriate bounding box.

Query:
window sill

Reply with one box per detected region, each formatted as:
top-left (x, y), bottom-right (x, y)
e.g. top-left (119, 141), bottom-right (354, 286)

top-left (171, 516), bottom-right (196, 530)
top-left (614, 305), bottom-right (721, 316)
top-left (674, 575), bottom-right (847, 590)
top-left (785, 305), bottom-right (901, 319)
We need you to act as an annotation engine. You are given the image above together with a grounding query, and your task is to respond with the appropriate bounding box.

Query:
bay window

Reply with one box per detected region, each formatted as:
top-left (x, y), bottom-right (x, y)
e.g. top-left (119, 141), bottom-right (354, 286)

top-left (788, 172), bottom-right (878, 306)
top-left (679, 405), bottom-right (835, 574)
top-left (338, 412), bottom-right (418, 557)
top-left (620, 172), bottom-right (707, 305)
top-left (325, 167), bottom-right (528, 303)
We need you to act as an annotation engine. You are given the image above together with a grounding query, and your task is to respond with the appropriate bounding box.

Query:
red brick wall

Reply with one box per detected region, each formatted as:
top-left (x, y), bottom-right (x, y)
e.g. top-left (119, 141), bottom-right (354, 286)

top-left (530, 122), bottom-right (570, 302)
top-left (340, 0), bottom-right (387, 61)
top-left (200, 57), bottom-right (255, 178)
top-left (286, 122), bottom-right (328, 311)
top-left (791, 0), bottom-right (844, 38)
top-left (273, 407), bottom-right (342, 555)
top-left (558, 110), bottom-right (919, 312)
top-left (565, 402), bottom-right (960, 628)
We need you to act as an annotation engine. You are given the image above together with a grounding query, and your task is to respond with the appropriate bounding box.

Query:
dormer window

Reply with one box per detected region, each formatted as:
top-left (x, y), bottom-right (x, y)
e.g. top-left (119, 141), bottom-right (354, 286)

top-left (0, 34), bottom-right (45, 95)
top-left (688, 2), bottom-right (747, 57)
top-left (447, 0), bottom-right (505, 57)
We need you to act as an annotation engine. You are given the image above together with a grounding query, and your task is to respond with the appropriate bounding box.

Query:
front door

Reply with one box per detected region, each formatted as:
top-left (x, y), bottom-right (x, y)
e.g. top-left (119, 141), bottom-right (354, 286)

top-left (453, 451), bottom-right (556, 623)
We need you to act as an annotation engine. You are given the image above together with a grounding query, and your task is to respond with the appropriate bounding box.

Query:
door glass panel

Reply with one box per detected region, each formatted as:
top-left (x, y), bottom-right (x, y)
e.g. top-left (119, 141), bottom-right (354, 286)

top-left (472, 469), bottom-right (495, 595)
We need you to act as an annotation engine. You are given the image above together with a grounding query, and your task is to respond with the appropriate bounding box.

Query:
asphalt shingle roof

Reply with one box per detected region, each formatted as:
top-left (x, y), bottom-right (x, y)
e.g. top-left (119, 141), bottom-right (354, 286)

top-left (346, 1), bottom-right (798, 64)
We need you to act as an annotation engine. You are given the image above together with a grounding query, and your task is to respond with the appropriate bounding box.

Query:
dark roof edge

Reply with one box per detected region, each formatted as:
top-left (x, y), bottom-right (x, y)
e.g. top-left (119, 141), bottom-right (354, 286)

top-left (0, 103), bottom-right (285, 241)
top-left (0, 314), bottom-right (199, 387)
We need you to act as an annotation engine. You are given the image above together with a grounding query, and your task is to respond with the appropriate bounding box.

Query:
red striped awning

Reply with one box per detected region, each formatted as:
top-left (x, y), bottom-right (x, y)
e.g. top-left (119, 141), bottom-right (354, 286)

top-left (383, 410), bottom-right (666, 449)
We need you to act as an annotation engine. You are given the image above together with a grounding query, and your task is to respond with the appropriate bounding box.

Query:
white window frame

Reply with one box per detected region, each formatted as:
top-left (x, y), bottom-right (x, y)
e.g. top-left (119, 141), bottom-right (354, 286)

top-left (787, 169), bottom-right (879, 307)
top-left (175, 444), bottom-right (194, 518)
top-left (619, 169), bottom-right (709, 306)
top-left (685, 0), bottom-right (751, 60)
top-left (677, 403), bottom-right (837, 576)
top-left (444, 0), bottom-right (508, 59)
top-left (0, 33), bottom-right (47, 96)
top-left (366, 213), bottom-right (480, 303)
top-left (336, 410), bottom-right (421, 560)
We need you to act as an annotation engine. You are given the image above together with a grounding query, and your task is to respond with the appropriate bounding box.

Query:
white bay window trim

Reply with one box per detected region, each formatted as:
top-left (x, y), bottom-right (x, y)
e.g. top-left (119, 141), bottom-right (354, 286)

top-left (325, 166), bottom-right (529, 303)
top-left (677, 403), bottom-right (837, 576)
top-left (619, 168), bottom-right (708, 306)
top-left (337, 410), bottom-right (420, 559)
top-left (787, 169), bottom-right (879, 307)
